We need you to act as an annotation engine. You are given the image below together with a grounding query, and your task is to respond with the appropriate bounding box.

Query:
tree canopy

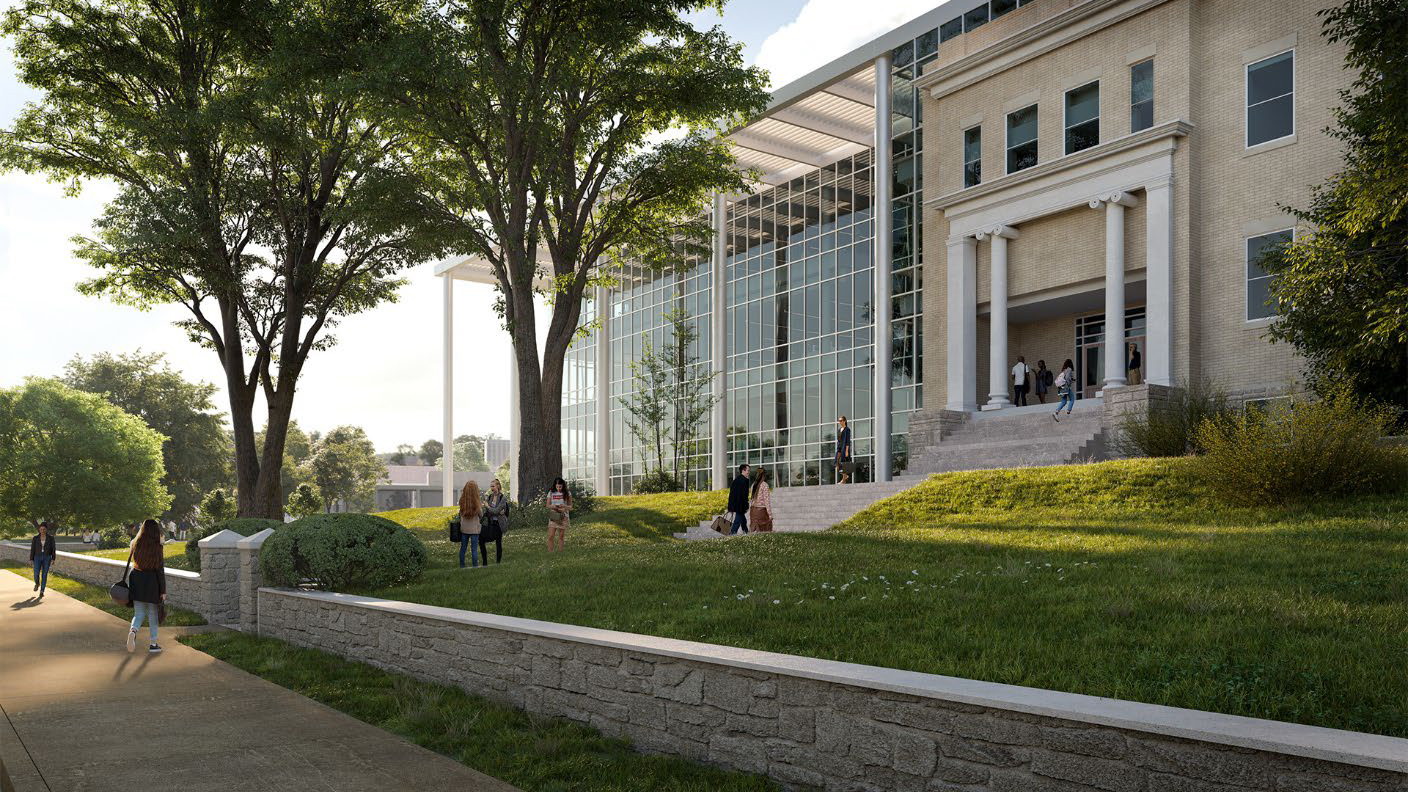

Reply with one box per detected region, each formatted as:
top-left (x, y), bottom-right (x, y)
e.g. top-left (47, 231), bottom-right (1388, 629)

top-left (0, 379), bottom-right (170, 535)
top-left (307, 425), bottom-right (384, 512)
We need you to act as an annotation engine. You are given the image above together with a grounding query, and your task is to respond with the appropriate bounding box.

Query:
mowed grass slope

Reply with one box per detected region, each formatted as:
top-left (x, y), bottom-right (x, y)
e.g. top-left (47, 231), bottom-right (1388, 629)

top-left (366, 458), bottom-right (1408, 737)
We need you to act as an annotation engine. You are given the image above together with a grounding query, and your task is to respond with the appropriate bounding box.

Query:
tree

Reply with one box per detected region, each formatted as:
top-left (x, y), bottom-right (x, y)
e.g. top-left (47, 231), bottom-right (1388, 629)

top-left (0, 379), bottom-right (169, 536)
top-left (307, 426), bottom-right (385, 512)
top-left (621, 338), bottom-right (673, 477)
top-left (390, 443), bottom-right (416, 465)
top-left (436, 434), bottom-right (490, 472)
top-left (1, 0), bottom-right (458, 519)
top-left (417, 439), bottom-right (443, 467)
top-left (256, 421), bottom-right (313, 506)
top-left (62, 350), bottom-right (231, 522)
top-left (664, 305), bottom-right (718, 485)
top-left (1263, 0), bottom-right (1408, 412)
top-left (199, 488), bottom-right (238, 527)
top-left (377, 0), bottom-right (769, 501)
top-left (285, 483), bottom-right (323, 519)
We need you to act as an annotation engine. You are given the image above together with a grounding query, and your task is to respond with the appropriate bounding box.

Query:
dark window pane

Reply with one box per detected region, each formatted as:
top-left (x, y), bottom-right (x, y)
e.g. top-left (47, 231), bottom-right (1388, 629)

top-left (1247, 51), bottom-right (1293, 105)
top-left (1131, 59), bottom-right (1153, 105)
top-left (892, 40), bottom-right (914, 68)
top-left (1131, 100), bottom-right (1153, 133)
top-left (964, 5), bottom-right (989, 30)
top-left (1246, 277), bottom-right (1274, 320)
top-left (939, 16), bottom-right (963, 41)
top-left (1065, 119), bottom-right (1099, 154)
top-left (963, 126), bottom-right (981, 162)
top-left (1007, 140), bottom-right (1037, 173)
top-left (1248, 94), bottom-right (1293, 145)
top-left (916, 28), bottom-right (938, 62)
top-left (1065, 81), bottom-right (1099, 127)
top-left (992, 0), bottom-right (1019, 17)
top-left (1006, 105), bottom-right (1037, 146)
top-left (1246, 230), bottom-right (1292, 278)
top-left (964, 160), bottom-right (981, 188)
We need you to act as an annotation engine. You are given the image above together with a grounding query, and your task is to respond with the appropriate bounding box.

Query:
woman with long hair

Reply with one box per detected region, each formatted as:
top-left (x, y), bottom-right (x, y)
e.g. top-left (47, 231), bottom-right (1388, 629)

top-left (1053, 358), bottom-right (1077, 421)
top-left (834, 415), bottom-right (852, 484)
top-left (480, 478), bottom-right (509, 565)
top-left (748, 468), bottom-right (773, 533)
top-left (125, 519), bottom-right (166, 653)
top-left (546, 477), bottom-right (571, 552)
top-left (458, 480), bottom-right (483, 569)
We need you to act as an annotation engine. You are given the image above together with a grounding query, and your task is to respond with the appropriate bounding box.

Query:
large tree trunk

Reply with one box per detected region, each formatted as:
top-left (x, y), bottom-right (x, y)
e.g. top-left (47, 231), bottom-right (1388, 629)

top-left (218, 300), bottom-right (264, 519)
top-left (511, 300), bottom-right (555, 504)
top-left (252, 392), bottom-right (295, 519)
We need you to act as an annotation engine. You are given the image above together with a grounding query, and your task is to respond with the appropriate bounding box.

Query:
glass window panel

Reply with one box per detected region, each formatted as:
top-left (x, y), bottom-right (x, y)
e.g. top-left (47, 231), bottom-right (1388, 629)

top-left (992, 0), bottom-right (1018, 17)
top-left (963, 126), bottom-right (981, 188)
top-left (1246, 276), bottom-right (1273, 321)
top-left (1131, 59), bottom-right (1153, 105)
top-left (892, 40), bottom-right (914, 68)
top-left (1247, 51), bottom-right (1293, 105)
top-left (1007, 140), bottom-right (1037, 173)
top-left (963, 4), bottom-right (989, 30)
top-left (939, 16), bottom-right (963, 41)
top-left (1065, 119), bottom-right (1099, 154)
top-left (1247, 94), bottom-right (1293, 146)
top-left (1007, 104), bottom-right (1038, 146)
top-left (1065, 81), bottom-right (1099, 126)
top-left (916, 28), bottom-right (938, 62)
top-left (1131, 100), bottom-right (1153, 134)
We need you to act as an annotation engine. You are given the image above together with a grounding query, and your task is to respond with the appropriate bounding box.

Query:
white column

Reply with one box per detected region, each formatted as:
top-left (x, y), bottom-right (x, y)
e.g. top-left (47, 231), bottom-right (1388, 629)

top-left (872, 53), bottom-right (893, 482)
top-left (441, 275), bottom-right (454, 506)
top-left (594, 285), bottom-right (611, 495)
top-left (1091, 192), bottom-right (1137, 390)
top-left (945, 236), bottom-right (978, 411)
top-left (983, 226), bottom-right (1019, 409)
top-left (509, 351), bottom-right (520, 502)
top-left (1144, 179), bottom-right (1173, 386)
top-left (710, 192), bottom-right (727, 490)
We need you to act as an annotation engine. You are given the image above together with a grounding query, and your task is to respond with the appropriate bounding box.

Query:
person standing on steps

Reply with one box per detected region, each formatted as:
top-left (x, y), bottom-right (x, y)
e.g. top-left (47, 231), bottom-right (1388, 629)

top-left (748, 468), bottom-right (774, 532)
top-left (1126, 342), bottom-right (1143, 386)
top-left (1033, 360), bottom-right (1052, 404)
top-left (29, 521), bottom-right (56, 598)
top-left (1052, 358), bottom-right (1076, 421)
top-left (480, 478), bottom-right (509, 565)
top-left (834, 415), bottom-right (853, 484)
top-left (125, 519), bottom-right (166, 654)
top-left (1011, 356), bottom-right (1030, 407)
top-left (727, 463), bottom-right (751, 535)
top-left (458, 480), bottom-right (483, 568)
top-left (546, 477), bottom-right (572, 552)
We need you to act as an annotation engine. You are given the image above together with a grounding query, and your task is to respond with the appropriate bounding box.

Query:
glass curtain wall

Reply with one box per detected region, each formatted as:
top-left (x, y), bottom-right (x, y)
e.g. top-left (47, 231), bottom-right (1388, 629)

top-left (560, 296), bottom-right (597, 485)
top-left (724, 151), bottom-right (876, 487)
top-left (890, 36), bottom-right (929, 475)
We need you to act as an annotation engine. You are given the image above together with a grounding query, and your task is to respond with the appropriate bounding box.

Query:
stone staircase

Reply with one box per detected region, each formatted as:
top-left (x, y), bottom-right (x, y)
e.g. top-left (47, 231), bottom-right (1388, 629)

top-left (903, 401), bottom-right (1108, 477)
top-left (768, 478), bottom-right (918, 533)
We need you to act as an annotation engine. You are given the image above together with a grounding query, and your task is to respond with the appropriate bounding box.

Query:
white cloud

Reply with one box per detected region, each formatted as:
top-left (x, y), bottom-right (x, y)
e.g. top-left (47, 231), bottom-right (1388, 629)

top-left (754, 0), bottom-right (939, 89)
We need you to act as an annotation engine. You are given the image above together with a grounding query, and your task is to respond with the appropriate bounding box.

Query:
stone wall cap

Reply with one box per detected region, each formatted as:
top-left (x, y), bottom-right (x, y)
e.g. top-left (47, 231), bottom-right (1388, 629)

top-left (198, 529), bottom-right (245, 549)
top-left (259, 587), bottom-right (1408, 774)
top-left (16, 548), bottom-right (202, 580)
top-left (235, 528), bottom-right (276, 550)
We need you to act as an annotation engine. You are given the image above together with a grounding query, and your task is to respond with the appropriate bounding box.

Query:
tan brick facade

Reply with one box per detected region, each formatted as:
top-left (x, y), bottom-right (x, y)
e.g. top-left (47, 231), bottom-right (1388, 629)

top-left (918, 0), bottom-right (1345, 409)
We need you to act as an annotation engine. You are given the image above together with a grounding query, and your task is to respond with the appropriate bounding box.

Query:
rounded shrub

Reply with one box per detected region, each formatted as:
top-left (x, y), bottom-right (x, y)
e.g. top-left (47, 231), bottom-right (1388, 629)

top-left (184, 517), bottom-right (282, 571)
top-left (260, 513), bottom-right (426, 591)
top-left (632, 470), bottom-right (682, 494)
top-left (97, 525), bottom-right (130, 550)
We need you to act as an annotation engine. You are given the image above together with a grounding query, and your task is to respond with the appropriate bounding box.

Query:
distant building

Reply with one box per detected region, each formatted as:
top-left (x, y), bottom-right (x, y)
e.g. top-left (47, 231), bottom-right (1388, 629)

top-left (484, 436), bottom-right (511, 470)
top-left (375, 465), bottom-right (494, 511)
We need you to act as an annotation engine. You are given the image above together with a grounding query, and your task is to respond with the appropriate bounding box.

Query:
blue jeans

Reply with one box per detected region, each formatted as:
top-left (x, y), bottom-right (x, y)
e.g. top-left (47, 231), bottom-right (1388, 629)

top-left (32, 557), bottom-right (51, 592)
top-left (130, 601), bottom-right (158, 643)
top-left (459, 534), bottom-right (480, 567)
top-left (1056, 391), bottom-right (1075, 413)
top-left (730, 511), bottom-right (749, 535)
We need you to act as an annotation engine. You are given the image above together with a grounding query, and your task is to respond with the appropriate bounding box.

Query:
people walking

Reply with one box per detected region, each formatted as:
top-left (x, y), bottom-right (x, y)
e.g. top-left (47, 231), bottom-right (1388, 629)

top-left (1053, 358), bottom-right (1076, 421)
top-left (748, 469), bottom-right (774, 533)
top-left (727, 464), bottom-right (751, 535)
top-left (834, 416), bottom-right (852, 484)
top-left (546, 477), bottom-right (572, 551)
top-left (125, 519), bottom-right (166, 654)
top-left (1011, 356), bottom-right (1030, 406)
top-left (458, 480), bottom-right (483, 568)
top-left (29, 521), bottom-right (56, 598)
top-left (480, 478), bottom-right (509, 565)
top-left (1126, 342), bottom-right (1143, 386)
top-left (1034, 360), bottom-right (1052, 404)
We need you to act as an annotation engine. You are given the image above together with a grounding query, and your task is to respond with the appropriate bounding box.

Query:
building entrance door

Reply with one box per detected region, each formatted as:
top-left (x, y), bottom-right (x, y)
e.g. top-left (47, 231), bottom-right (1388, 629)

top-left (1074, 307), bottom-right (1146, 399)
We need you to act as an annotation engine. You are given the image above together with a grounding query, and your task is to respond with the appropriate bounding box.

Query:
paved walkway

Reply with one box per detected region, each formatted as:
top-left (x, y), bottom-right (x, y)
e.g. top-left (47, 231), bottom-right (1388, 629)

top-left (0, 571), bottom-right (520, 792)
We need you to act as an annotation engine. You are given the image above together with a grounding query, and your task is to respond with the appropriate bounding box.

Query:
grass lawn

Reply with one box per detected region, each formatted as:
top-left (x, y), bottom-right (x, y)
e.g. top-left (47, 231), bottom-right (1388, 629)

top-left (181, 631), bottom-right (775, 792)
top-left (366, 458), bottom-right (1408, 738)
top-left (1, 561), bottom-right (206, 625)
top-left (82, 541), bottom-right (194, 570)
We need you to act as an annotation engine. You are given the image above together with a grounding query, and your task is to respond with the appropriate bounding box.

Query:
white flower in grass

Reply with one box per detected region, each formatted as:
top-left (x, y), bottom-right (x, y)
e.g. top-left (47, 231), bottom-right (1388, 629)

top-left (828, 596), bottom-right (835, 600)
top-left (911, 570), bottom-right (919, 576)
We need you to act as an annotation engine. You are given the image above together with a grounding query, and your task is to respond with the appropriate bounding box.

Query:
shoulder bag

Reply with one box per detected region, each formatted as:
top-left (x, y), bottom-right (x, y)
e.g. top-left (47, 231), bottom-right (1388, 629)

top-left (448, 515), bottom-right (462, 543)
top-left (108, 551), bottom-right (133, 606)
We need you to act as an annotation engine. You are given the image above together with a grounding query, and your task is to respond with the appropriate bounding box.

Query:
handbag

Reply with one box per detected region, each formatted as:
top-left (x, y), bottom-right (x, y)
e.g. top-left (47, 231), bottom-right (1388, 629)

top-left (448, 516), bottom-right (462, 543)
top-left (108, 551), bottom-right (133, 606)
top-left (480, 516), bottom-right (503, 543)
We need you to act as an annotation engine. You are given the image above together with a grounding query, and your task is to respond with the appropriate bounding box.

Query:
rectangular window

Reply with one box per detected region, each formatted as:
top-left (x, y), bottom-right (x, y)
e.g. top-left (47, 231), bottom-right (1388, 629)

top-left (1064, 81), bottom-right (1100, 154)
top-left (1246, 50), bottom-right (1294, 147)
top-left (963, 5), bottom-right (989, 31)
top-left (1130, 59), bottom-right (1153, 132)
top-left (939, 16), bottom-right (963, 42)
top-left (1246, 229), bottom-right (1292, 320)
top-left (963, 126), bottom-right (981, 188)
top-left (991, 0), bottom-right (1019, 19)
top-left (1006, 104), bottom-right (1038, 174)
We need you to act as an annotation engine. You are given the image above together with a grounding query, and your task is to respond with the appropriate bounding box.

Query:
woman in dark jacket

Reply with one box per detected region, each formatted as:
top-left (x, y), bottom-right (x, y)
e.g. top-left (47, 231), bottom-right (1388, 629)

top-left (125, 519), bottom-right (166, 654)
top-left (29, 521), bottom-right (56, 597)
top-left (480, 478), bottom-right (509, 565)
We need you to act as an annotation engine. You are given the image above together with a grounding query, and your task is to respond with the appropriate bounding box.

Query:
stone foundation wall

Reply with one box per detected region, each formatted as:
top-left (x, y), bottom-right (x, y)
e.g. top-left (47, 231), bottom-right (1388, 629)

top-left (257, 588), bottom-right (1408, 792)
top-left (0, 543), bottom-right (204, 614)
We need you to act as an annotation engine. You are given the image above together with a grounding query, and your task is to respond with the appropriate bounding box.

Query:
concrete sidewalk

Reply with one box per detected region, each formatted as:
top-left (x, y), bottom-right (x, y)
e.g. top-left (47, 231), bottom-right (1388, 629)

top-left (0, 571), bottom-right (520, 792)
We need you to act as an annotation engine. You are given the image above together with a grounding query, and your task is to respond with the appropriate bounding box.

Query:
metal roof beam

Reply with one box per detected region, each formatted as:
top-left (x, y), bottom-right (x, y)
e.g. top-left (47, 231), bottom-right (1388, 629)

top-left (821, 77), bottom-right (875, 107)
top-left (729, 130), bottom-right (834, 169)
top-left (768, 107), bottom-right (872, 146)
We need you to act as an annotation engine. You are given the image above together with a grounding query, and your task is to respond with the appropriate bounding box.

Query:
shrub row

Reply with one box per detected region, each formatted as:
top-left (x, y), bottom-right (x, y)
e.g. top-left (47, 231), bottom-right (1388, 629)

top-left (260, 513), bottom-right (425, 591)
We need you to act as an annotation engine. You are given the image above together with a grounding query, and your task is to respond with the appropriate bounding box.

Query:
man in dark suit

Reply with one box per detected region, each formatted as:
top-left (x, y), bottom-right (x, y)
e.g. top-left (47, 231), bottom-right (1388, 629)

top-left (726, 463), bottom-right (751, 535)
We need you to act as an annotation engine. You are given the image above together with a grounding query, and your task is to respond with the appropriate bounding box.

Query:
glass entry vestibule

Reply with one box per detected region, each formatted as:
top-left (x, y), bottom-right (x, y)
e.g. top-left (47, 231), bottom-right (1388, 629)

top-left (1074, 307), bottom-right (1146, 399)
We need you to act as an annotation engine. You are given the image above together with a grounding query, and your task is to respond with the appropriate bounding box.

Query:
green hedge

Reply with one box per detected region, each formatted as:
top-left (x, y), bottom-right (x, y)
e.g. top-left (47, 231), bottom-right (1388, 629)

top-left (184, 517), bottom-right (282, 571)
top-left (260, 513), bottom-right (426, 591)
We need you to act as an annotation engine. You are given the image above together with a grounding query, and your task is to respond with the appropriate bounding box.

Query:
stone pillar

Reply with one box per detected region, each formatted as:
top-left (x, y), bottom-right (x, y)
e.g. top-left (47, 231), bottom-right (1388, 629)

top-left (1144, 178), bottom-right (1173, 386)
top-left (594, 284), bottom-right (611, 496)
top-left (198, 529), bottom-right (244, 628)
top-left (442, 274), bottom-right (455, 505)
top-left (945, 236), bottom-right (978, 412)
top-left (236, 528), bottom-right (275, 634)
top-left (710, 191), bottom-right (727, 490)
top-left (1090, 192), bottom-right (1138, 390)
top-left (981, 226), bottom-right (1019, 410)
top-left (872, 53), bottom-right (894, 482)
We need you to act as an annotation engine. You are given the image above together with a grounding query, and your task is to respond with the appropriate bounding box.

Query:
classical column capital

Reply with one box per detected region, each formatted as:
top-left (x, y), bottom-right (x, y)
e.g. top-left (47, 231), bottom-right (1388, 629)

top-left (987, 224), bottom-right (1020, 239)
top-left (1089, 191), bottom-right (1140, 209)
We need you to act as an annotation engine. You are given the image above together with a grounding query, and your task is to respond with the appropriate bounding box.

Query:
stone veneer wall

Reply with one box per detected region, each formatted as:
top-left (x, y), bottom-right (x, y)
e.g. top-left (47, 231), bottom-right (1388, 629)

top-left (257, 588), bottom-right (1408, 792)
top-left (0, 544), bottom-right (204, 614)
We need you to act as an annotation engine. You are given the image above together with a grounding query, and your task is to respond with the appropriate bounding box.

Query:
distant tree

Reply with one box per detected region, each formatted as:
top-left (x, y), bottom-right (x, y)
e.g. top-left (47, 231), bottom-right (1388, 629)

top-left (390, 443), bottom-right (417, 466)
top-left (417, 439), bottom-right (443, 467)
top-left (664, 305), bottom-right (718, 486)
top-left (285, 483), bottom-right (323, 519)
top-left (63, 350), bottom-right (230, 521)
top-left (1263, 0), bottom-right (1408, 412)
top-left (307, 426), bottom-right (386, 512)
top-left (199, 488), bottom-right (238, 527)
top-left (621, 338), bottom-right (673, 477)
top-left (0, 379), bottom-right (169, 536)
top-left (437, 434), bottom-right (490, 472)
top-left (494, 458), bottom-right (511, 497)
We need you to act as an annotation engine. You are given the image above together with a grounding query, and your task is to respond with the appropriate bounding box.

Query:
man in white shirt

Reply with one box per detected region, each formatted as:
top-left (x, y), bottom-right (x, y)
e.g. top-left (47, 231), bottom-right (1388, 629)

top-left (1011, 356), bottom-right (1030, 406)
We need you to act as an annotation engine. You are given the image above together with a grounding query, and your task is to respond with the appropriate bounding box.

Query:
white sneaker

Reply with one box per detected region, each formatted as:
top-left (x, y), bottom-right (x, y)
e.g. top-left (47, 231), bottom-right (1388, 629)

top-left (126, 629), bottom-right (136, 653)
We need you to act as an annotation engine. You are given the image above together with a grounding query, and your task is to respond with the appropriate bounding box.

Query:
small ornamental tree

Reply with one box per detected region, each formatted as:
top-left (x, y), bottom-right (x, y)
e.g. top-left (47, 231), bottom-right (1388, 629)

top-left (199, 489), bottom-right (239, 527)
top-left (286, 484), bottom-right (323, 519)
top-left (307, 426), bottom-right (385, 512)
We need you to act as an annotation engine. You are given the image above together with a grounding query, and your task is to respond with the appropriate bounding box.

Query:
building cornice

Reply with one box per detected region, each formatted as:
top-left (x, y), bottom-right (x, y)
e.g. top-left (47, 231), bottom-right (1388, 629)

top-left (916, 0), bottom-right (1174, 99)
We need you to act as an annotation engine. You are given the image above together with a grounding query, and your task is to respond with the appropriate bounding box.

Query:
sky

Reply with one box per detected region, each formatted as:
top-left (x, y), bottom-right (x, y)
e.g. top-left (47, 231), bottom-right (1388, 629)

top-left (0, 0), bottom-right (939, 452)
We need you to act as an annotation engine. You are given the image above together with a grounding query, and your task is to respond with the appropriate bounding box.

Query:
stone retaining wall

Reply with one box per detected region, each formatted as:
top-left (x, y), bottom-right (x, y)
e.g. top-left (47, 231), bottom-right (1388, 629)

top-left (0, 543), bottom-right (205, 614)
top-left (257, 588), bottom-right (1408, 792)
